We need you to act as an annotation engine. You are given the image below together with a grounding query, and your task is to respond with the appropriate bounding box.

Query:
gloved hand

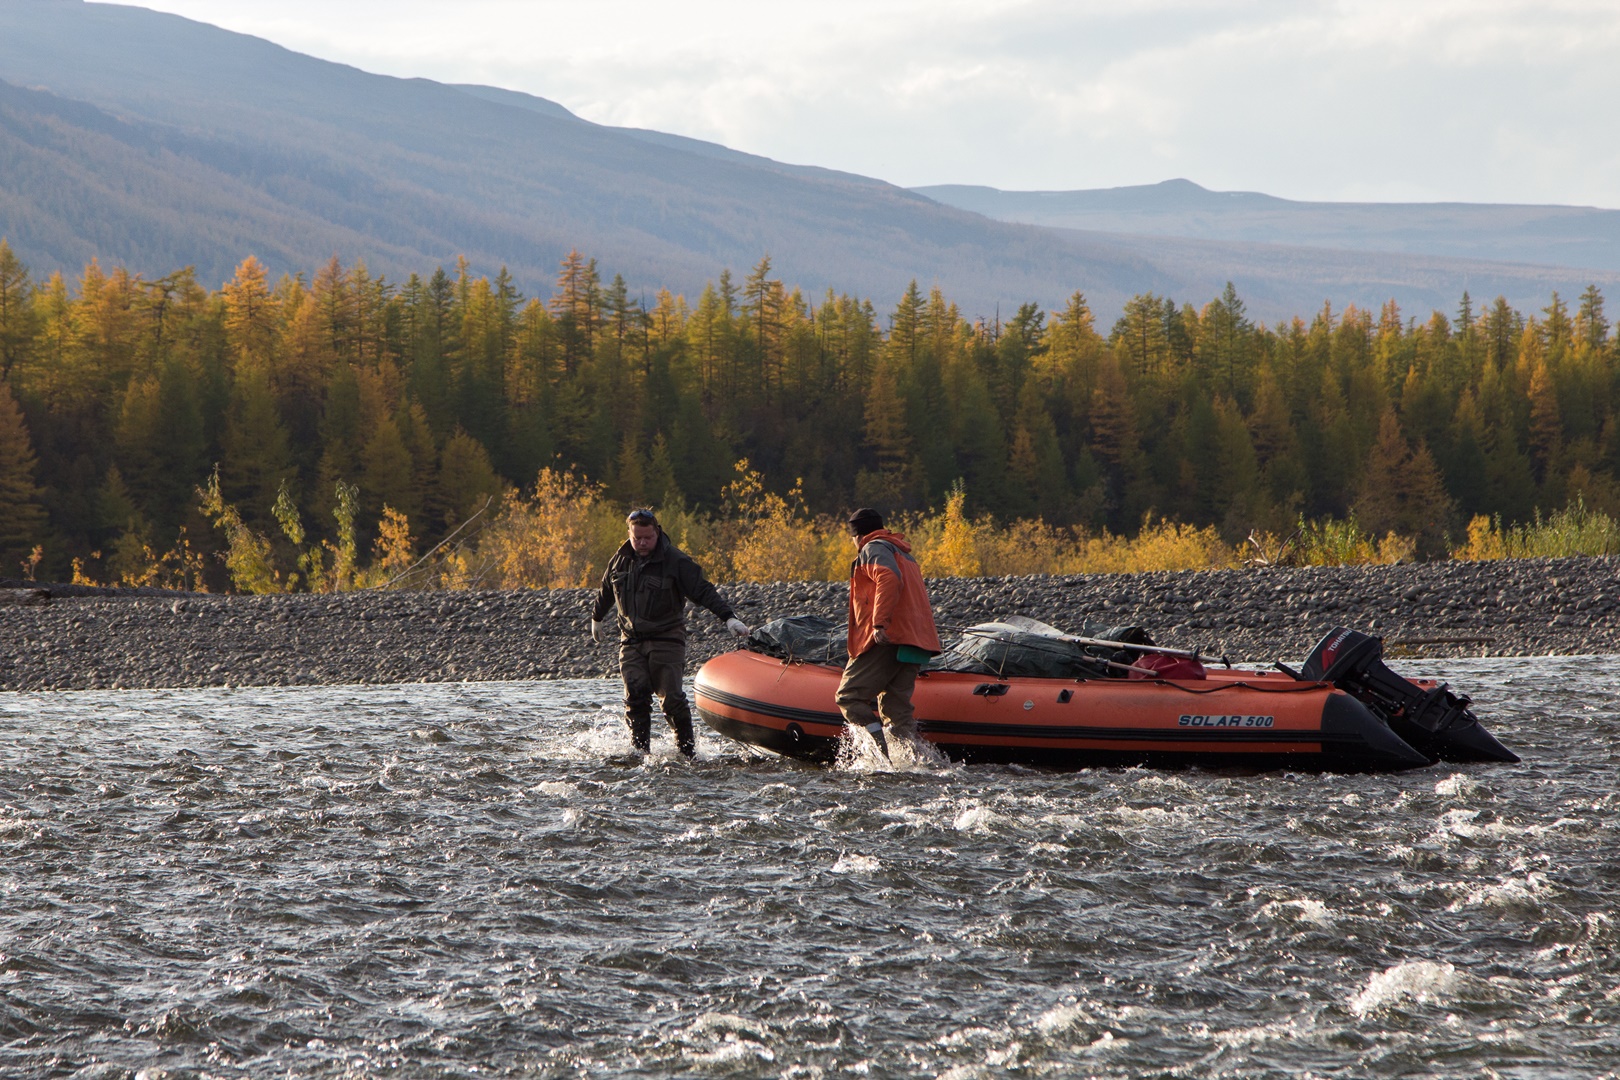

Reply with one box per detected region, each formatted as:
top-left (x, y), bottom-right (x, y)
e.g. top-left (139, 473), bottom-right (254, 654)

top-left (590, 618), bottom-right (605, 643)
top-left (726, 617), bottom-right (752, 637)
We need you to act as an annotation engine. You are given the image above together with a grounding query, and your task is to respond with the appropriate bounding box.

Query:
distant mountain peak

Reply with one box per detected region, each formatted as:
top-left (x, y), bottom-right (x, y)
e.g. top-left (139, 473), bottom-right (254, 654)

top-left (914, 180), bottom-right (1620, 278)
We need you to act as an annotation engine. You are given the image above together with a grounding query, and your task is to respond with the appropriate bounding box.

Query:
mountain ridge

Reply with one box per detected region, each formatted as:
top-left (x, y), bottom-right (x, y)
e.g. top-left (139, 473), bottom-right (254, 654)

top-left (916, 180), bottom-right (1620, 273)
top-left (1, 1), bottom-right (1617, 320)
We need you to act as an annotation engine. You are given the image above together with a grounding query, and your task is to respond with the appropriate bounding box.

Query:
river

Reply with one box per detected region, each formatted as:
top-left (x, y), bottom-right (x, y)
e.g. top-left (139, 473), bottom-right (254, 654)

top-left (1, 655), bottom-right (1615, 1078)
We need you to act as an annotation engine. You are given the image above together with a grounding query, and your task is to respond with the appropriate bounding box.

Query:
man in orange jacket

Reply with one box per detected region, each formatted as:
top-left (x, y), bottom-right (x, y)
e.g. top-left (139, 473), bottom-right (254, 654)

top-left (836, 507), bottom-right (942, 759)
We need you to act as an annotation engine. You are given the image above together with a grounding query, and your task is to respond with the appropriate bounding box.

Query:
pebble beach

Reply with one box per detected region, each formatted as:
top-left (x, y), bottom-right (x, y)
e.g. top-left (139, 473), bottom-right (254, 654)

top-left (1, 556), bottom-right (1613, 691)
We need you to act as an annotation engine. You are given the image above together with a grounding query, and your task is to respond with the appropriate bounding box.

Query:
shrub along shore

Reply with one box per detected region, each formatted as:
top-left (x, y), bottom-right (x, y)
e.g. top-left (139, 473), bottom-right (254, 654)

top-left (1, 555), bottom-right (1614, 692)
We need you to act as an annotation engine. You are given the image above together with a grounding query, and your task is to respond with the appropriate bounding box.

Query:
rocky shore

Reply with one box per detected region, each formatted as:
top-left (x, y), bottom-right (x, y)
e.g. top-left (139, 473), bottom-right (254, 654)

top-left (0, 556), bottom-right (1614, 691)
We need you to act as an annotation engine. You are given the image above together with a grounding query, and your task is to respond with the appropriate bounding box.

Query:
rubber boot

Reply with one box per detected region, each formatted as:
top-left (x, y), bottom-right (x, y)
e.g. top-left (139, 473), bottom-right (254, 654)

top-left (866, 721), bottom-right (890, 759)
top-left (625, 710), bottom-right (652, 753)
top-left (668, 697), bottom-right (697, 759)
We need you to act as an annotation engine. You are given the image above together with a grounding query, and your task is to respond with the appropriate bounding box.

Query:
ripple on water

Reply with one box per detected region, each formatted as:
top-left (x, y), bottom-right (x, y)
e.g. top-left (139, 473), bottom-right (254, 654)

top-left (1348, 959), bottom-right (1502, 1017)
top-left (0, 659), bottom-right (1617, 1077)
top-left (830, 852), bottom-right (881, 875)
top-left (1257, 897), bottom-right (1337, 928)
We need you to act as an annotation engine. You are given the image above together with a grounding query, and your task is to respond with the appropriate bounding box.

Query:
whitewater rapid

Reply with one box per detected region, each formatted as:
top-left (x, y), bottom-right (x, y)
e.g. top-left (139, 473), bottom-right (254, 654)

top-left (1, 655), bottom-right (1613, 1077)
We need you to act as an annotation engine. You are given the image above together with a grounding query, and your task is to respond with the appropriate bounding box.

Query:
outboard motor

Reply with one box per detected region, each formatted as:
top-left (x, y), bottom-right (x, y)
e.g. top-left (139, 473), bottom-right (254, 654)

top-left (1300, 627), bottom-right (1518, 764)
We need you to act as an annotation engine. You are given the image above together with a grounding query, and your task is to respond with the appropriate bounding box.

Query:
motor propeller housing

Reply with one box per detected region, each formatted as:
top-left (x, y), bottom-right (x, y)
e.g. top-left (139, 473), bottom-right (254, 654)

top-left (1300, 627), bottom-right (1519, 764)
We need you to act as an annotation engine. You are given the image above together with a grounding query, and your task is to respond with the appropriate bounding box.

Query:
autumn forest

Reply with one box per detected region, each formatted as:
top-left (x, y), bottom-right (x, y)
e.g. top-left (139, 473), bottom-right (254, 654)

top-left (0, 239), bottom-right (1616, 591)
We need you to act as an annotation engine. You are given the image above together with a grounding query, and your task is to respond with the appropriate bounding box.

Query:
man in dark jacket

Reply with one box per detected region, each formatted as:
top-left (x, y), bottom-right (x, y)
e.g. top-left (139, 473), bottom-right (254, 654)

top-left (591, 508), bottom-right (750, 757)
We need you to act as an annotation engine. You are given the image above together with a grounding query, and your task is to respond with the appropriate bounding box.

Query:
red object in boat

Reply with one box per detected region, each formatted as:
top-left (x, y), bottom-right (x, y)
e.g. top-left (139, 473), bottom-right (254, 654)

top-left (1128, 653), bottom-right (1207, 680)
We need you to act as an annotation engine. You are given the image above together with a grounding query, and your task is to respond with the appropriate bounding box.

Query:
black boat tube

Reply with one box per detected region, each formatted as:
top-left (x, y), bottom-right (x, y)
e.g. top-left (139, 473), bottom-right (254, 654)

top-left (1319, 694), bottom-right (1433, 771)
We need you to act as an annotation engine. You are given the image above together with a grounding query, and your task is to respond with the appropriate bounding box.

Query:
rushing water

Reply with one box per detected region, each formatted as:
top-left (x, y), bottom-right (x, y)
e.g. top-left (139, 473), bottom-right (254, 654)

top-left (1, 654), bottom-right (1617, 1079)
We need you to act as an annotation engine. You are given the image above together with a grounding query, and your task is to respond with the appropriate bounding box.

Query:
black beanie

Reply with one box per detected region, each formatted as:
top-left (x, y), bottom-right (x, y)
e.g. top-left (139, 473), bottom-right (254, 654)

top-left (847, 508), bottom-right (884, 536)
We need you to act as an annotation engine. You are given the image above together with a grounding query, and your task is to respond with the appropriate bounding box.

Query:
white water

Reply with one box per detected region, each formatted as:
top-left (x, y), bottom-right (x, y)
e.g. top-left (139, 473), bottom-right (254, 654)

top-left (0, 655), bottom-right (1615, 1077)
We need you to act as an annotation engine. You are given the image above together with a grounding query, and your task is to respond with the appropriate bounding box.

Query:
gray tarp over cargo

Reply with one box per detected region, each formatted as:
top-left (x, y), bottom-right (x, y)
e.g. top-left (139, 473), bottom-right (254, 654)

top-left (744, 614), bottom-right (1156, 679)
top-left (923, 617), bottom-right (1150, 679)
top-left (744, 615), bottom-right (849, 665)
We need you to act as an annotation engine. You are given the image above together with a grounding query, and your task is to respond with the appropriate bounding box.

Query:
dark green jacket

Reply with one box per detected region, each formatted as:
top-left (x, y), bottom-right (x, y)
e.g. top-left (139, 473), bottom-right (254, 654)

top-left (592, 532), bottom-right (734, 642)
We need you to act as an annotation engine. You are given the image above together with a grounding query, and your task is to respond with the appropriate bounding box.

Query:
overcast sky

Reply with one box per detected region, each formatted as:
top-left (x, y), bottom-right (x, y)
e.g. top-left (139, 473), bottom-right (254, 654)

top-left (122, 0), bottom-right (1620, 208)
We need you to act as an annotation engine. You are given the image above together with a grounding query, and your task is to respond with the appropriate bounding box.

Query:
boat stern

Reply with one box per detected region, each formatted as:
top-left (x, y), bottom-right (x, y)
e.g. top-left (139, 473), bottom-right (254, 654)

top-left (1319, 694), bottom-right (1433, 771)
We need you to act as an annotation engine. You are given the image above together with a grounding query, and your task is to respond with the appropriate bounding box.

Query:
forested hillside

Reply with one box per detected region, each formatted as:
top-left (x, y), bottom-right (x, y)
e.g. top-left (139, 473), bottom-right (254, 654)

top-left (0, 241), bottom-right (1615, 588)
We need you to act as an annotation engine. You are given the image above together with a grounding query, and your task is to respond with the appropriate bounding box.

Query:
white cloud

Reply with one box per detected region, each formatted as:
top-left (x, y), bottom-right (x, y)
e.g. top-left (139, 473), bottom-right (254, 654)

top-left (117, 0), bottom-right (1620, 205)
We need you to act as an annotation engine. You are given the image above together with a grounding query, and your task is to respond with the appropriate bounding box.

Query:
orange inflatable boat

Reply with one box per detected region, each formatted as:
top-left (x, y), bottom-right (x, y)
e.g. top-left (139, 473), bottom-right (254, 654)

top-left (694, 625), bottom-right (1517, 772)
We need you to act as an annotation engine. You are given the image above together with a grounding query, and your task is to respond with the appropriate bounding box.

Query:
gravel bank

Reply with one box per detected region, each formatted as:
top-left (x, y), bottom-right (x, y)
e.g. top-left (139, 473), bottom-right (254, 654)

top-left (1, 557), bottom-right (1614, 691)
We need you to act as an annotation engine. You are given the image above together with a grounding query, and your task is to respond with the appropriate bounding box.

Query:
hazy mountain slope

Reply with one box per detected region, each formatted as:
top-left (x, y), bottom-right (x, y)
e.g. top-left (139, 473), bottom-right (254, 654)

top-left (1055, 227), bottom-right (1613, 323)
top-left (0, 0), bottom-right (1176, 315)
top-left (450, 82), bottom-right (895, 191)
top-left (445, 83), bottom-right (580, 123)
top-left (0, 1), bottom-right (1615, 322)
top-left (917, 180), bottom-right (1620, 273)
top-left (0, 76), bottom-right (488, 284)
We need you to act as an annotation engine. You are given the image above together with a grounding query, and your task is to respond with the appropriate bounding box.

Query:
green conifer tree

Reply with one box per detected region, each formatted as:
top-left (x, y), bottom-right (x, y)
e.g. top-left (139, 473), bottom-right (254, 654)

top-left (645, 432), bottom-right (681, 509)
top-left (435, 429), bottom-right (504, 530)
top-left (1443, 390), bottom-right (1490, 519)
top-left (0, 382), bottom-right (46, 568)
top-left (1112, 293), bottom-right (1173, 377)
top-left (0, 241), bottom-right (36, 381)
top-left (222, 367), bottom-right (294, 530)
top-left (360, 414), bottom-right (419, 525)
top-left (1361, 410), bottom-right (1457, 556)
top-left (1089, 355), bottom-right (1151, 528)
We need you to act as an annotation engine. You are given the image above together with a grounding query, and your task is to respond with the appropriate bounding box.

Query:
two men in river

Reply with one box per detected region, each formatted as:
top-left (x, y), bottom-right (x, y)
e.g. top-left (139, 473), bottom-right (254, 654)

top-left (835, 507), bottom-right (941, 759)
top-left (591, 508), bottom-right (751, 757)
top-left (589, 503), bottom-right (939, 762)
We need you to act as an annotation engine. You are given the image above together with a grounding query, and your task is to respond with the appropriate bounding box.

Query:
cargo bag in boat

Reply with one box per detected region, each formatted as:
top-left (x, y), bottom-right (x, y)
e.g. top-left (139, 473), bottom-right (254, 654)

top-left (926, 622), bottom-right (1112, 679)
top-left (744, 615), bottom-right (849, 665)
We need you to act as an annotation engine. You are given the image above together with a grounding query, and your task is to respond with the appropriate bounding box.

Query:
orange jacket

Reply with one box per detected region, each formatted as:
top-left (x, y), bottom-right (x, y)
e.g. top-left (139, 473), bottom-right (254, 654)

top-left (847, 529), bottom-right (941, 659)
